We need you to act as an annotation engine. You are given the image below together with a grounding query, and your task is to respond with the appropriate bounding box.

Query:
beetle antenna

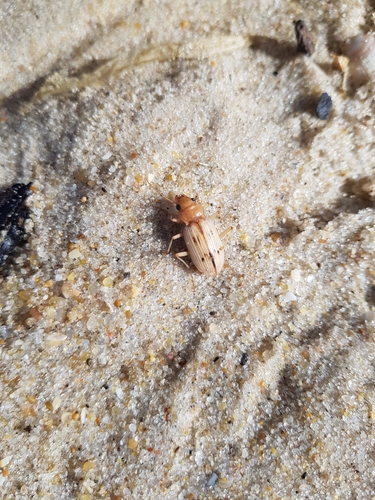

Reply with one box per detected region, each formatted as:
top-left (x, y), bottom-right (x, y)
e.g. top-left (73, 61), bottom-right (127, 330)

top-left (163, 194), bottom-right (175, 204)
top-left (148, 180), bottom-right (175, 204)
top-left (190, 164), bottom-right (193, 195)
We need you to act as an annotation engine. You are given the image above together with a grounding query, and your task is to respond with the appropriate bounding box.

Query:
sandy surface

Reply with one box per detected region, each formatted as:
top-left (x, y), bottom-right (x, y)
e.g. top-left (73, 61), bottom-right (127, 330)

top-left (1, 1), bottom-right (375, 499)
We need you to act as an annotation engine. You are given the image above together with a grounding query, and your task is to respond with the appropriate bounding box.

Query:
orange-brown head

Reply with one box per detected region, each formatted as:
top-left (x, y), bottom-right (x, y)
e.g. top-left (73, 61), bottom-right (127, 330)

top-left (174, 195), bottom-right (205, 225)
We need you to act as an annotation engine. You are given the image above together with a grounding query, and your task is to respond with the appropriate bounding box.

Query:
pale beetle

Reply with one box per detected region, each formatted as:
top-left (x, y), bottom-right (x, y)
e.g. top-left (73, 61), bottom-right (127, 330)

top-left (166, 193), bottom-right (231, 276)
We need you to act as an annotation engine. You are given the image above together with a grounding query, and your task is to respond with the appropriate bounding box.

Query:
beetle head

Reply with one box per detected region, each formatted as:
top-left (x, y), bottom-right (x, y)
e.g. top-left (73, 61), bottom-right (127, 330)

top-left (174, 195), bottom-right (205, 224)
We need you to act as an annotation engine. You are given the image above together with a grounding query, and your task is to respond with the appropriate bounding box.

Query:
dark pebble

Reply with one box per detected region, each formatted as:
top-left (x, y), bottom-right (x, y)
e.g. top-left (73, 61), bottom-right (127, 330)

top-left (240, 352), bottom-right (248, 366)
top-left (316, 93), bottom-right (332, 120)
top-left (294, 20), bottom-right (315, 57)
top-left (0, 182), bottom-right (33, 267)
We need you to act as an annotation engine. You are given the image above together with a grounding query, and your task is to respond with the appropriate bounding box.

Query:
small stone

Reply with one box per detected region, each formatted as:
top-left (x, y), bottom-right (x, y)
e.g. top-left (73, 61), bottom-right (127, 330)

top-left (291, 269), bottom-right (301, 282)
top-left (52, 396), bottom-right (62, 411)
top-left (67, 308), bottom-right (78, 322)
top-left (45, 334), bottom-right (67, 347)
top-left (125, 175), bottom-right (134, 186)
top-left (209, 323), bottom-right (221, 334)
top-left (62, 282), bottom-right (74, 298)
top-left (128, 438), bottom-right (138, 450)
top-left (83, 460), bottom-right (95, 471)
top-left (206, 472), bottom-right (218, 487)
top-left (218, 476), bottom-right (232, 489)
top-left (129, 423), bottom-right (137, 433)
top-left (240, 352), bottom-right (248, 366)
top-left (87, 315), bottom-right (98, 331)
top-left (195, 450), bottom-right (204, 466)
top-left (365, 311), bottom-right (375, 322)
top-left (0, 456), bottom-right (12, 468)
top-left (18, 289), bottom-right (32, 301)
top-left (116, 387), bottom-right (124, 400)
top-left (102, 277), bottom-right (113, 287)
top-left (61, 412), bottom-right (72, 424)
top-left (294, 20), bottom-right (315, 56)
top-left (316, 93), bottom-right (333, 120)
top-left (218, 401), bottom-right (226, 411)
top-left (284, 292), bottom-right (297, 303)
top-left (68, 249), bottom-right (82, 260)
top-left (81, 407), bottom-right (87, 424)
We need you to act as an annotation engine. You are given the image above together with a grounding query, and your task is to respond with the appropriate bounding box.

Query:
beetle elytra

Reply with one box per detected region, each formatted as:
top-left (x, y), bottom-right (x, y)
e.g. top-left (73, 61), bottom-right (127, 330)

top-left (167, 194), bottom-right (230, 276)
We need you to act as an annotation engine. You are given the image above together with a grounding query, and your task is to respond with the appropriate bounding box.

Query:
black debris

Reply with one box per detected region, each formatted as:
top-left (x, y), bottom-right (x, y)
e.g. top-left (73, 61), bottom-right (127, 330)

top-left (240, 352), bottom-right (249, 366)
top-left (316, 93), bottom-right (333, 120)
top-left (294, 20), bottom-right (315, 57)
top-left (0, 182), bottom-right (32, 267)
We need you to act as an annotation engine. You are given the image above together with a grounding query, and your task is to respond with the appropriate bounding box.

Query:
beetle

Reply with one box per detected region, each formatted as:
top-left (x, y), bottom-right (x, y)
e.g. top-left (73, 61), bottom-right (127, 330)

top-left (166, 194), bottom-right (230, 276)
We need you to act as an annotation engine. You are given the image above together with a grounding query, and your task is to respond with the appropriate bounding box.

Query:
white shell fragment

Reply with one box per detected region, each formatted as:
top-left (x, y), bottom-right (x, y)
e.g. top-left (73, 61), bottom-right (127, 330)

top-left (346, 32), bottom-right (375, 85)
top-left (284, 292), bottom-right (297, 303)
top-left (0, 456), bottom-right (12, 468)
top-left (194, 449), bottom-right (204, 466)
top-left (68, 248), bottom-right (82, 260)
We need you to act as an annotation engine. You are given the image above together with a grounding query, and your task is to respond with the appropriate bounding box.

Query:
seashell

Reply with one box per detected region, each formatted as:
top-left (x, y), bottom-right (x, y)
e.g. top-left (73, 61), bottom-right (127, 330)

top-left (346, 32), bottom-right (375, 85)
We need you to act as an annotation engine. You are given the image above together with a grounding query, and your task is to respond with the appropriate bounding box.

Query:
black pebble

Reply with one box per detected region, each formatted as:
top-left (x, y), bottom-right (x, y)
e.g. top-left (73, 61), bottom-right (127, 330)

top-left (316, 93), bottom-right (332, 120)
top-left (240, 352), bottom-right (248, 366)
top-left (294, 20), bottom-right (315, 57)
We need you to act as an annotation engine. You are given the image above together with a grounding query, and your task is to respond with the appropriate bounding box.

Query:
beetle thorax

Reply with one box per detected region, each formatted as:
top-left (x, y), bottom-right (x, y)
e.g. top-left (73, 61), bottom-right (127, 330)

top-left (175, 195), bottom-right (205, 225)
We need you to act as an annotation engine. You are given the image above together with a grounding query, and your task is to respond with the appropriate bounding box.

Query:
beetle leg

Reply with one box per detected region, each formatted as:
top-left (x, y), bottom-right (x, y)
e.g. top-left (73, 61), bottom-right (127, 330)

top-left (167, 233), bottom-right (183, 253)
top-left (220, 226), bottom-right (232, 240)
top-left (175, 251), bottom-right (190, 269)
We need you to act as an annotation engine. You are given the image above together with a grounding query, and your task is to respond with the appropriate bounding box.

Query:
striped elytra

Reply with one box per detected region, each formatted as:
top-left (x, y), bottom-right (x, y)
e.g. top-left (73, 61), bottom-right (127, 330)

top-left (166, 194), bottom-right (227, 276)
